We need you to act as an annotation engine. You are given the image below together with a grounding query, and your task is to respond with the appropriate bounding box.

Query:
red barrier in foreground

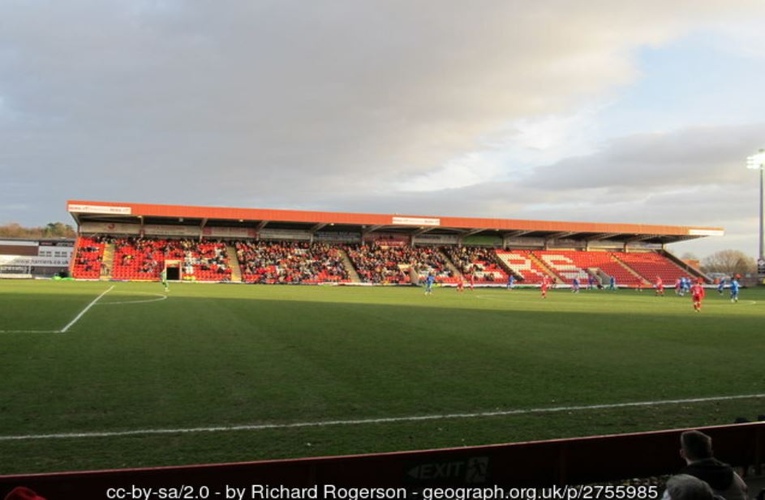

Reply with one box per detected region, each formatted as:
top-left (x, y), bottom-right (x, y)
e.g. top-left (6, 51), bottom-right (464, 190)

top-left (1, 422), bottom-right (762, 499)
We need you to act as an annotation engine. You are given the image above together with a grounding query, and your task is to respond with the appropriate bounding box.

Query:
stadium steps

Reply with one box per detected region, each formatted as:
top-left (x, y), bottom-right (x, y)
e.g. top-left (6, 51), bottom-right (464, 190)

top-left (439, 249), bottom-right (463, 279)
top-left (492, 250), bottom-right (518, 279)
top-left (338, 248), bottom-right (361, 283)
top-left (527, 252), bottom-right (563, 283)
top-left (587, 267), bottom-right (607, 287)
top-left (660, 250), bottom-right (710, 282)
top-left (100, 243), bottom-right (115, 280)
top-left (225, 244), bottom-right (243, 283)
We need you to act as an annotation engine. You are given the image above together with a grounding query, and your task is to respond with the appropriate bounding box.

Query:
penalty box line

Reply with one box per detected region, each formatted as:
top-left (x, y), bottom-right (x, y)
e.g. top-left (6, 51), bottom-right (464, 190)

top-left (59, 285), bottom-right (115, 333)
top-left (0, 285), bottom-right (115, 335)
top-left (1, 393), bottom-right (763, 442)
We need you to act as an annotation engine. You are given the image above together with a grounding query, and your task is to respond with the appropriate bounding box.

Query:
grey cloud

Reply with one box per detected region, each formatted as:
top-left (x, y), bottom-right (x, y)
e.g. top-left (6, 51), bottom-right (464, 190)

top-left (523, 124), bottom-right (765, 191)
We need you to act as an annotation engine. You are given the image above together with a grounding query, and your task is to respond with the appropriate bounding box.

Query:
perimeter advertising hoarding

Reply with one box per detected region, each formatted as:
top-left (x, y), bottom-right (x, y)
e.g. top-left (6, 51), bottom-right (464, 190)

top-left (363, 233), bottom-right (410, 247)
top-left (80, 222), bottom-right (141, 235)
top-left (463, 235), bottom-right (502, 247)
top-left (259, 229), bottom-right (312, 241)
top-left (202, 227), bottom-right (257, 239)
top-left (504, 237), bottom-right (546, 247)
top-left (0, 255), bottom-right (70, 267)
top-left (144, 225), bottom-right (201, 237)
top-left (314, 231), bottom-right (362, 243)
top-left (412, 234), bottom-right (459, 245)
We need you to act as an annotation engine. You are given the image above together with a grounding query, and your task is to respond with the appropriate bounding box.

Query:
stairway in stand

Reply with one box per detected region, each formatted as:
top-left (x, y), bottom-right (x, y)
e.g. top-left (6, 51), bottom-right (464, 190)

top-left (100, 243), bottom-right (115, 280)
top-left (338, 248), bottom-right (361, 283)
top-left (439, 249), bottom-right (463, 279)
top-left (226, 244), bottom-right (243, 282)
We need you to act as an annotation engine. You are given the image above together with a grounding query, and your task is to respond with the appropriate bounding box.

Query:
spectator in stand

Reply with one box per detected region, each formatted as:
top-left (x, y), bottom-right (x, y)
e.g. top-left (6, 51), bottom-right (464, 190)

top-left (3, 486), bottom-right (46, 500)
top-left (661, 474), bottom-right (721, 500)
top-left (678, 430), bottom-right (748, 500)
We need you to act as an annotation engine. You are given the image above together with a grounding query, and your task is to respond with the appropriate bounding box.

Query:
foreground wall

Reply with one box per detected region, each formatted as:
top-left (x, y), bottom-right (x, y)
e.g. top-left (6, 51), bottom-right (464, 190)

top-left (1, 422), bottom-right (762, 499)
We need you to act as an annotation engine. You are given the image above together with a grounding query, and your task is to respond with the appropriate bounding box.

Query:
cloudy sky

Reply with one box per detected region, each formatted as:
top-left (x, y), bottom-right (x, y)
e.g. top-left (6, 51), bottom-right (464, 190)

top-left (2, 0), bottom-right (765, 259)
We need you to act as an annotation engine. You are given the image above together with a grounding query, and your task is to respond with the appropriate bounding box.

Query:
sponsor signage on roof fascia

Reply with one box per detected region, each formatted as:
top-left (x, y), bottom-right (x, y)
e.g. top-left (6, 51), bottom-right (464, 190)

top-left (391, 216), bottom-right (440, 226)
top-left (689, 228), bottom-right (724, 236)
top-left (68, 204), bottom-right (132, 215)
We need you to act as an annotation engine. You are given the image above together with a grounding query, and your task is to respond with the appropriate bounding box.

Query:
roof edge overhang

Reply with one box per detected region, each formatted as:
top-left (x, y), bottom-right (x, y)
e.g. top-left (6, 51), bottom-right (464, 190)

top-left (66, 200), bottom-right (724, 242)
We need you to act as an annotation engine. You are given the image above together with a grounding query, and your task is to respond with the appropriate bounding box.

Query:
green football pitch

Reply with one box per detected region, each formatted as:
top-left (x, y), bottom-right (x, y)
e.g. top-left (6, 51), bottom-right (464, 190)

top-left (0, 280), bottom-right (763, 475)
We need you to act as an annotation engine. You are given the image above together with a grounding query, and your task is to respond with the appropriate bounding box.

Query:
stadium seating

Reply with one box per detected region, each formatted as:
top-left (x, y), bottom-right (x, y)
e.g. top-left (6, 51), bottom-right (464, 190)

top-left (443, 247), bottom-right (509, 285)
top-left (110, 238), bottom-right (232, 282)
top-left (616, 252), bottom-right (693, 285)
top-left (71, 236), bottom-right (105, 279)
top-left (343, 244), bottom-right (413, 284)
top-left (495, 250), bottom-right (550, 284)
top-left (533, 250), bottom-right (591, 284)
top-left (530, 250), bottom-right (638, 286)
top-left (72, 235), bottom-right (697, 289)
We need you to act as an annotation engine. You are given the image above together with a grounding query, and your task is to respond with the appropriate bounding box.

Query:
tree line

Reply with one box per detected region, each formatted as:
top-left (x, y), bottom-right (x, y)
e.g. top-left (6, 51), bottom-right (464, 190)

top-left (699, 249), bottom-right (756, 276)
top-left (0, 222), bottom-right (76, 239)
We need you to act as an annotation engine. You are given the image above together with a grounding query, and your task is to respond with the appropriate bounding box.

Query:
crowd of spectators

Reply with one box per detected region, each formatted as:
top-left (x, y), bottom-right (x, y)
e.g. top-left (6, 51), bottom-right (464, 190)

top-left (235, 240), bottom-right (349, 284)
top-left (344, 244), bottom-right (453, 284)
top-left (74, 236), bottom-right (519, 285)
top-left (344, 244), bottom-right (411, 284)
top-left (444, 246), bottom-right (506, 282)
top-left (110, 237), bottom-right (231, 280)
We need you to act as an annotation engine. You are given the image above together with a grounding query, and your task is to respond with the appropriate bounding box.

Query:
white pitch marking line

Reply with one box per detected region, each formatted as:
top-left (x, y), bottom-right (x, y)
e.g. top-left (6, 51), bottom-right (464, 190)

top-left (59, 285), bottom-right (115, 333)
top-left (1, 393), bottom-right (762, 442)
top-left (0, 330), bottom-right (61, 334)
top-left (98, 293), bottom-right (168, 306)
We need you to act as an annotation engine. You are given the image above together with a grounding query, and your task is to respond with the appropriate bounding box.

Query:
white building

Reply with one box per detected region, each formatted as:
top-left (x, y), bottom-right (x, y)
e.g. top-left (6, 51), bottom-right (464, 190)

top-left (0, 239), bottom-right (75, 278)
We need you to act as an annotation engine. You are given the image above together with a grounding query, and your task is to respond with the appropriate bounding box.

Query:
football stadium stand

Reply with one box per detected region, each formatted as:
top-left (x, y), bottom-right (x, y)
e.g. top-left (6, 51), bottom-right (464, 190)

top-left (66, 200), bottom-right (720, 287)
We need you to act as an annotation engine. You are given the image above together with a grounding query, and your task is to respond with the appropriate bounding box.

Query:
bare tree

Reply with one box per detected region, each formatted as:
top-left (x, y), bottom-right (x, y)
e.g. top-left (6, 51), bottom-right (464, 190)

top-left (701, 250), bottom-right (755, 275)
top-left (680, 252), bottom-right (698, 261)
